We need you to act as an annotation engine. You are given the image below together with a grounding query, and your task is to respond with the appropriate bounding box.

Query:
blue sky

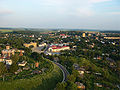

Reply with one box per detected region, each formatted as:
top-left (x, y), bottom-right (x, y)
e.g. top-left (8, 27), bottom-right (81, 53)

top-left (0, 0), bottom-right (120, 30)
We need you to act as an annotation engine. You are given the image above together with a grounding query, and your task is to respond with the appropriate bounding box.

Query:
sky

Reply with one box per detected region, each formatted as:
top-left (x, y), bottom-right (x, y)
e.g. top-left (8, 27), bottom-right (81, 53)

top-left (0, 0), bottom-right (120, 30)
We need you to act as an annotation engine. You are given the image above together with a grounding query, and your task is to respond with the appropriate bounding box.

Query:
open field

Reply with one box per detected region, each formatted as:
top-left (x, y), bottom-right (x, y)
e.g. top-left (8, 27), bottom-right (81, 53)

top-left (0, 29), bottom-right (13, 33)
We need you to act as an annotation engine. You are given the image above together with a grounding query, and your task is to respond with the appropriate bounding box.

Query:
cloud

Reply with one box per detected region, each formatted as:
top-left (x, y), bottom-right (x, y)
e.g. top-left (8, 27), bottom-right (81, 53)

top-left (73, 0), bottom-right (112, 16)
top-left (90, 0), bottom-right (112, 3)
top-left (0, 0), bottom-right (112, 17)
top-left (70, 7), bottom-right (94, 17)
top-left (40, 0), bottom-right (112, 17)
top-left (1, 0), bottom-right (119, 30)
top-left (109, 12), bottom-right (120, 15)
top-left (0, 8), bottom-right (13, 16)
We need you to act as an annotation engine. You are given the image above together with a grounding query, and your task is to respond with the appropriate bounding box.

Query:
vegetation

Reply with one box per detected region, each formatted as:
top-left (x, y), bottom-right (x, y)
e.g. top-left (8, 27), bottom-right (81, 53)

top-left (0, 30), bottom-right (13, 33)
top-left (0, 60), bottom-right (62, 90)
top-left (0, 30), bottom-right (120, 89)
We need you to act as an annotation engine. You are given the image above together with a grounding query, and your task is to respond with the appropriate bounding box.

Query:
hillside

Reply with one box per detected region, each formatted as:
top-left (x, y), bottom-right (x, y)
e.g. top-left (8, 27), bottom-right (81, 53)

top-left (0, 61), bottom-right (63, 90)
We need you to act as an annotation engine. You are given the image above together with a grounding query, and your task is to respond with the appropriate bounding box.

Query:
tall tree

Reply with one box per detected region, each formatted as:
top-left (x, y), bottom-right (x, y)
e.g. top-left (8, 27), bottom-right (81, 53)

top-left (11, 54), bottom-right (19, 64)
top-left (0, 63), bottom-right (7, 81)
top-left (56, 82), bottom-right (67, 90)
top-left (67, 81), bottom-right (77, 90)
top-left (67, 75), bottom-right (76, 82)
top-left (9, 54), bottom-right (19, 73)
top-left (9, 64), bottom-right (18, 73)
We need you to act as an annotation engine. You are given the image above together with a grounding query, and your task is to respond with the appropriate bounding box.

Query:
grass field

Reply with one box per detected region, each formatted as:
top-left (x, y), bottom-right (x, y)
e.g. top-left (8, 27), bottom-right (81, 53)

top-left (0, 61), bottom-right (63, 90)
top-left (0, 29), bottom-right (13, 33)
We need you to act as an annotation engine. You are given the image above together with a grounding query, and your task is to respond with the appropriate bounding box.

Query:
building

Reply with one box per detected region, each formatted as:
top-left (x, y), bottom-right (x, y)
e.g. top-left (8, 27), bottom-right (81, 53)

top-left (77, 68), bottom-right (85, 75)
top-left (6, 59), bottom-right (12, 65)
top-left (97, 56), bottom-right (101, 60)
top-left (24, 42), bottom-right (37, 48)
top-left (88, 33), bottom-right (92, 37)
top-left (19, 50), bottom-right (24, 56)
top-left (2, 45), bottom-right (24, 57)
top-left (73, 46), bottom-right (77, 48)
top-left (1, 45), bottom-right (25, 66)
top-left (29, 35), bottom-right (34, 37)
top-left (104, 37), bottom-right (120, 40)
top-left (6, 45), bottom-right (10, 50)
top-left (94, 83), bottom-right (102, 87)
top-left (60, 34), bottom-right (70, 38)
top-left (15, 69), bottom-right (22, 74)
top-left (112, 42), bottom-right (116, 45)
top-left (39, 43), bottom-right (46, 47)
top-left (18, 61), bottom-right (27, 66)
top-left (75, 82), bottom-right (85, 89)
top-left (0, 57), bottom-right (4, 62)
top-left (35, 62), bottom-right (39, 68)
top-left (73, 63), bottom-right (79, 70)
top-left (2, 49), bottom-right (24, 57)
top-left (2, 49), bottom-right (15, 57)
top-left (96, 37), bottom-right (99, 40)
top-left (32, 70), bottom-right (42, 74)
top-left (82, 33), bottom-right (86, 37)
top-left (48, 45), bottom-right (70, 52)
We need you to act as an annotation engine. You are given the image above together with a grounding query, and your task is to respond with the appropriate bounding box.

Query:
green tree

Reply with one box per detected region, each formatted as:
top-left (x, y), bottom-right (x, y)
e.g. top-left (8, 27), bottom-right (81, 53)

top-left (29, 45), bottom-right (34, 49)
top-left (11, 54), bottom-right (19, 64)
top-left (9, 63), bottom-right (18, 73)
top-left (31, 52), bottom-right (43, 62)
top-left (67, 81), bottom-right (77, 90)
top-left (116, 60), bottom-right (120, 71)
top-left (56, 82), bottom-right (67, 90)
top-left (19, 56), bottom-right (27, 62)
top-left (72, 70), bottom-right (79, 77)
top-left (0, 63), bottom-right (7, 81)
top-left (9, 54), bottom-right (19, 73)
top-left (24, 47), bottom-right (32, 56)
top-left (67, 75), bottom-right (76, 82)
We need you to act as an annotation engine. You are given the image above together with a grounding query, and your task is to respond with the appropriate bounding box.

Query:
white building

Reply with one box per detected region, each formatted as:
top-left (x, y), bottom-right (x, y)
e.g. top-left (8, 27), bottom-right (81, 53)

top-left (18, 61), bottom-right (27, 66)
top-left (48, 45), bottom-right (70, 52)
top-left (0, 58), bottom-right (5, 62)
top-left (6, 59), bottom-right (12, 65)
top-left (39, 43), bottom-right (46, 47)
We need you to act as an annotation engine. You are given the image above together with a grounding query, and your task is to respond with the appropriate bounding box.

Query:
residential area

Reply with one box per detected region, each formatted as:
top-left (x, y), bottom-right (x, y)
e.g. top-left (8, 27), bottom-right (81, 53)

top-left (0, 30), bottom-right (120, 90)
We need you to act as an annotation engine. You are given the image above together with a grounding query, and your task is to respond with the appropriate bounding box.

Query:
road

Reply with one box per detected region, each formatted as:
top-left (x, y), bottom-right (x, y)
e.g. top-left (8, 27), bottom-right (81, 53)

top-left (54, 62), bottom-right (70, 82)
top-left (32, 44), bottom-right (70, 82)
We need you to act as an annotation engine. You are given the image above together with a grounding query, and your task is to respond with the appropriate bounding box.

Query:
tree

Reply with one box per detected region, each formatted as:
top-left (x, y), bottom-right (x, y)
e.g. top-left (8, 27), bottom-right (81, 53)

top-left (29, 45), bottom-right (34, 49)
top-left (24, 47), bottom-right (32, 56)
top-left (9, 54), bottom-right (19, 73)
top-left (67, 81), bottom-right (77, 90)
top-left (67, 75), bottom-right (76, 82)
top-left (72, 70), bottom-right (79, 77)
top-left (31, 52), bottom-right (43, 62)
top-left (0, 63), bottom-right (7, 81)
top-left (116, 60), bottom-right (120, 74)
top-left (56, 82), bottom-right (67, 90)
top-left (9, 63), bottom-right (18, 73)
top-left (19, 56), bottom-right (31, 62)
top-left (11, 54), bottom-right (19, 64)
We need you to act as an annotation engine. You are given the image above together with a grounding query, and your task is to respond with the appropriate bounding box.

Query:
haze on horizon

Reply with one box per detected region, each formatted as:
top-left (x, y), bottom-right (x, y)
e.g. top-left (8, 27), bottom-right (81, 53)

top-left (0, 0), bottom-right (120, 30)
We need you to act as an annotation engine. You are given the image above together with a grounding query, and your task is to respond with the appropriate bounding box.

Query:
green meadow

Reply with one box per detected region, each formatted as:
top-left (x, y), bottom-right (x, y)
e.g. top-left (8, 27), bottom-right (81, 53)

top-left (0, 30), bottom-right (13, 33)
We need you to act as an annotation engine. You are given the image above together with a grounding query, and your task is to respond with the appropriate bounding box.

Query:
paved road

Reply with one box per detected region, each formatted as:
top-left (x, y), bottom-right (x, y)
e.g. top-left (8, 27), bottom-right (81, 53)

top-left (32, 44), bottom-right (70, 82)
top-left (54, 62), bottom-right (70, 82)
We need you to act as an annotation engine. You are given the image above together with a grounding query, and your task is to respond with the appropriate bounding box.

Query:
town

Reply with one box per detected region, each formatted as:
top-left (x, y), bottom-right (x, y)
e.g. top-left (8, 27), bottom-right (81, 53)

top-left (0, 29), bottom-right (120, 90)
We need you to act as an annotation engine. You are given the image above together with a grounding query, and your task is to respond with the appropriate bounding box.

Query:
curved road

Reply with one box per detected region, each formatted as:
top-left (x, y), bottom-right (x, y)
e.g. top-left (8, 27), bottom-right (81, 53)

top-left (54, 62), bottom-right (70, 82)
top-left (32, 46), bottom-right (70, 82)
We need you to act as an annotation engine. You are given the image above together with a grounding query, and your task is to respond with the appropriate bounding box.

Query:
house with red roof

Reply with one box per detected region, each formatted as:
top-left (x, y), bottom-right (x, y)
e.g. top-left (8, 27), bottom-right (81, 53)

top-left (48, 45), bottom-right (70, 52)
